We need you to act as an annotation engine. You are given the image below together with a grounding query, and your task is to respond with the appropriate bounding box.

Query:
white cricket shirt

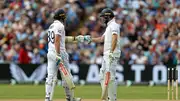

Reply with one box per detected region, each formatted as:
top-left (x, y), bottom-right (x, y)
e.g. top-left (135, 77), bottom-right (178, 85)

top-left (103, 18), bottom-right (121, 57)
top-left (48, 20), bottom-right (65, 52)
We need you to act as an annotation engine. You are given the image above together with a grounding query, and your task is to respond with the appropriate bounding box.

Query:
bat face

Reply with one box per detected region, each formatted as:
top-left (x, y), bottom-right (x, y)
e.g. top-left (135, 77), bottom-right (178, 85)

top-left (105, 72), bottom-right (110, 86)
top-left (59, 63), bottom-right (68, 75)
top-left (58, 62), bottom-right (76, 90)
top-left (101, 72), bottom-right (111, 100)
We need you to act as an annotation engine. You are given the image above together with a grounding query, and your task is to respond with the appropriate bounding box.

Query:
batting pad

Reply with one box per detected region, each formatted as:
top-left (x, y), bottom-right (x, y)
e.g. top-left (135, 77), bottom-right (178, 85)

top-left (108, 80), bottom-right (117, 101)
top-left (59, 63), bottom-right (75, 90)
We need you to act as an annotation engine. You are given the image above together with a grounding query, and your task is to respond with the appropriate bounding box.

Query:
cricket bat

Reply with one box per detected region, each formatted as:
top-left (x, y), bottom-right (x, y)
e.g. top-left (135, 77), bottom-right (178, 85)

top-left (59, 62), bottom-right (75, 90)
top-left (167, 68), bottom-right (170, 100)
top-left (101, 71), bottom-right (110, 100)
top-left (101, 57), bottom-right (112, 100)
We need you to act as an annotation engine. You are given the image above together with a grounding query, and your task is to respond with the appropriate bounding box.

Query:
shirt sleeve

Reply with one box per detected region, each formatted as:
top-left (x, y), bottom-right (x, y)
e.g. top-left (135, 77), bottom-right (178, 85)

top-left (110, 23), bottom-right (120, 35)
top-left (54, 24), bottom-right (64, 36)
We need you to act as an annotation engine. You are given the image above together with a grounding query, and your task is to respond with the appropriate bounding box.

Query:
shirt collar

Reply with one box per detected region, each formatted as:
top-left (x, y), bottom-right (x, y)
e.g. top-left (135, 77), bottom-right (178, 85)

top-left (54, 20), bottom-right (64, 25)
top-left (54, 20), bottom-right (61, 23)
top-left (107, 18), bottom-right (115, 26)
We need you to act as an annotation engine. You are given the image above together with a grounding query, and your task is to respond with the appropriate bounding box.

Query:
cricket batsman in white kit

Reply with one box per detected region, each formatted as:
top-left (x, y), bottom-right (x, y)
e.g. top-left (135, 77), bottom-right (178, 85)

top-left (45, 9), bottom-right (82, 101)
top-left (78, 8), bottom-right (120, 101)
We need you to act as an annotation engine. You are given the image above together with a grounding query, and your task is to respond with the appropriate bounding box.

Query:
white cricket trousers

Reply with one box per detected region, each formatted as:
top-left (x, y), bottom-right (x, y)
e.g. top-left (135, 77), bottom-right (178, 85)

top-left (47, 50), bottom-right (69, 81)
top-left (99, 55), bottom-right (119, 101)
top-left (45, 50), bottom-right (74, 101)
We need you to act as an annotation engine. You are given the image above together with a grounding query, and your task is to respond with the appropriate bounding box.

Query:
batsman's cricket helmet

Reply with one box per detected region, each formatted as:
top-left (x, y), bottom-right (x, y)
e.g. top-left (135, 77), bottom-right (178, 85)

top-left (100, 8), bottom-right (114, 18)
top-left (53, 9), bottom-right (66, 21)
top-left (99, 8), bottom-right (114, 24)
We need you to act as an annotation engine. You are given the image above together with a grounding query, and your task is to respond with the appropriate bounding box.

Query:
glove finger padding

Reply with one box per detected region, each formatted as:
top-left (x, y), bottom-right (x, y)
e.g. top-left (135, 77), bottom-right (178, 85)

top-left (109, 52), bottom-right (114, 64)
top-left (56, 55), bottom-right (62, 66)
top-left (84, 35), bottom-right (92, 43)
top-left (75, 35), bottom-right (84, 42)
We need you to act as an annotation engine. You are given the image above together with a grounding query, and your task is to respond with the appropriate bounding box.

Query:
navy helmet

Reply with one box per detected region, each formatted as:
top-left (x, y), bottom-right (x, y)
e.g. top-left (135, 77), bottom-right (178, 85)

top-left (99, 8), bottom-right (114, 24)
top-left (53, 9), bottom-right (66, 22)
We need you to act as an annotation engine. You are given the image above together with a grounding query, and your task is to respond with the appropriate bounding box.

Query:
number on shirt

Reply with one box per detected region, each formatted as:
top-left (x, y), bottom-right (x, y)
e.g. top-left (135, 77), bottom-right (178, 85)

top-left (48, 31), bottom-right (55, 43)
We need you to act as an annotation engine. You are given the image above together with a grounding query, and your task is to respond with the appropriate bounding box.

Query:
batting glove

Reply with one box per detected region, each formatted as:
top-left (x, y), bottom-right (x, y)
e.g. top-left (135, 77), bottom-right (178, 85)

top-left (84, 35), bottom-right (92, 44)
top-left (56, 54), bottom-right (62, 66)
top-left (75, 35), bottom-right (84, 43)
top-left (109, 51), bottom-right (114, 64)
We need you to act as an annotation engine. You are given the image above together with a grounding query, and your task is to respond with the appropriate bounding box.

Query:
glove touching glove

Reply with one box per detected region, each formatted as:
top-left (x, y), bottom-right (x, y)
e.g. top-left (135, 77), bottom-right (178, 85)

top-left (75, 35), bottom-right (84, 42)
top-left (84, 35), bottom-right (92, 43)
top-left (75, 35), bottom-right (92, 43)
top-left (56, 54), bottom-right (62, 66)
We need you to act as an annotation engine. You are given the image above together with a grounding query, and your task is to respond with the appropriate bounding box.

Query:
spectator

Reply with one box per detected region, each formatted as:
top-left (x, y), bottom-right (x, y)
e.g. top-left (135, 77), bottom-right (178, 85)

top-left (31, 48), bottom-right (41, 64)
top-left (18, 43), bottom-right (31, 64)
top-left (0, 0), bottom-right (179, 66)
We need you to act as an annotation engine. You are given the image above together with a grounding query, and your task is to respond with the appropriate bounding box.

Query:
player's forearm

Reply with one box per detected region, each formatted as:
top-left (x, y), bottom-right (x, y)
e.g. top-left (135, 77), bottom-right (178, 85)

top-left (92, 36), bottom-right (104, 43)
top-left (111, 34), bottom-right (117, 52)
top-left (55, 41), bottom-right (60, 54)
top-left (55, 35), bottom-right (60, 54)
top-left (65, 36), bottom-right (77, 43)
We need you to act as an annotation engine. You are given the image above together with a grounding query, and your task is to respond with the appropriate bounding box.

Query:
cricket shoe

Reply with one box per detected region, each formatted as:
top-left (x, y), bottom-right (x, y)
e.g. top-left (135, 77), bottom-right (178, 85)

top-left (73, 98), bottom-right (81, 101)
top-left (66, 97), bottom-right (81, 101)
top-left (45, 97), bottom-right (51, 101)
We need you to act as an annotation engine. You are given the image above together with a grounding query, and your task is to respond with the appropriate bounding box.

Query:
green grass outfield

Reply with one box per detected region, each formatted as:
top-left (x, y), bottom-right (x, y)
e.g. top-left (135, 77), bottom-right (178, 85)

top-left (0, 84), bottom-right (178, 99)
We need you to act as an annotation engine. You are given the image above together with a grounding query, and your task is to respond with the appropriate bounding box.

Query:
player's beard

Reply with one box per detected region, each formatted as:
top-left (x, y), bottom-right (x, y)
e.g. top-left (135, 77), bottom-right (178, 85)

top-left (99, 17), bottom-right (107, 27)
top-left (99, 16), bottom-right (111, 27)
top-left (63, 21), bottom-right (66, 26)
top-left (59, 18), bottom-right (67, 26)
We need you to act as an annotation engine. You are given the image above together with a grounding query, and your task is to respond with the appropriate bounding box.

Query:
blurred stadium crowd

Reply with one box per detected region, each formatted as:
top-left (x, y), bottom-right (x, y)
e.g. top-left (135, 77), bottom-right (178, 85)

top-left (0, 0), bottom-right (180, 66)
